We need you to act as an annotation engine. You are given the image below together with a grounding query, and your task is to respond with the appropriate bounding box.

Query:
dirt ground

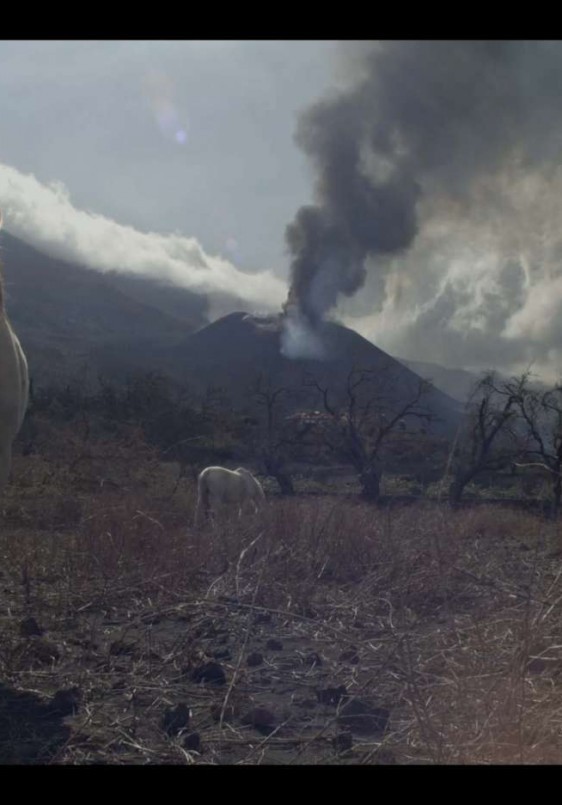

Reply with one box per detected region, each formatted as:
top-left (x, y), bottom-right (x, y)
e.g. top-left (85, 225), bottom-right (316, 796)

top-left (0, 575), bottom-right (400, 764)
top-left (2, 454), bottom-right (562, 765)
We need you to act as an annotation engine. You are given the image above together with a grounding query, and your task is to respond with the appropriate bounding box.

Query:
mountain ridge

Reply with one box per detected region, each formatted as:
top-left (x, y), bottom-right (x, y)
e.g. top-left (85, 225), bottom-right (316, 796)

top-left (1, 231), bottom-right (466, 427)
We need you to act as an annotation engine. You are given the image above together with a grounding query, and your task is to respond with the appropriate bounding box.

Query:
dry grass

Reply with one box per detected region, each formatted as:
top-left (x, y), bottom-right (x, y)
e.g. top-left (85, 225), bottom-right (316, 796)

top-left (2, 431), bottom-right (562, 763)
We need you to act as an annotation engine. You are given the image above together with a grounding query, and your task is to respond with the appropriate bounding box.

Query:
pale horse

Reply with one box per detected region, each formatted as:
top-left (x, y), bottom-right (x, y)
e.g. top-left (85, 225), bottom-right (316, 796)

top-left (0, 211), bottom-right (29, 491)
top-left (195, 466), bottom-right (266, 525)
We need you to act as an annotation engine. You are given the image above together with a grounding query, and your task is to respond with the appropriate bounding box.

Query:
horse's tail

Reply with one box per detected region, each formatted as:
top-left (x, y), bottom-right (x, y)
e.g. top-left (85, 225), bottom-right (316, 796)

top-left (255, 478), bottom-right (266, 502)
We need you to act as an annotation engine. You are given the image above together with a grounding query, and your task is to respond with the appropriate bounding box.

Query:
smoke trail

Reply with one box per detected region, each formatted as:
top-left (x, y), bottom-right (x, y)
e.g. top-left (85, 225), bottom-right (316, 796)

top-left (285, 41), bottom-right (562, 328)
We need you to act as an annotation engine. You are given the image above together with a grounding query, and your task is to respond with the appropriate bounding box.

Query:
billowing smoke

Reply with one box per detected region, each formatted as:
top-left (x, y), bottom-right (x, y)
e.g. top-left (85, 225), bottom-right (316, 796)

top-left (283, 41), bottom-right (562, 370)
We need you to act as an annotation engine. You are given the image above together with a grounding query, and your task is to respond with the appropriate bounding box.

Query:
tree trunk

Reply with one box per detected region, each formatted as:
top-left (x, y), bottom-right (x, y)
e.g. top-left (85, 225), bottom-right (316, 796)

top-left (273, 471), bottom-right (295, 496)
top-left (448, 477), bottom-right (467, 507)
top-left (263, 454), bottom-right (294, 496)
top-left (552, 475), bottom-right (561, 518)
top-left (359, 469), bottom-right (380, 502)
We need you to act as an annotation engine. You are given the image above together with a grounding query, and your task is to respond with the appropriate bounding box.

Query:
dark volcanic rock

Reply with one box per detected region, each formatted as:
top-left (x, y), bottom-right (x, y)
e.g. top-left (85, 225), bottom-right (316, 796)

top-left (19, 617), bottom-right (44, 637)
top-left (183, 732), bottom-right (201, 752)
top-left (0, 684), bottom-right (72, 763)
top-left (339, 648), bottom-right (360, 664)
top-left (337, 700), bottom-right (390, 735)
top-left (247, 651), bottom-right (264, 667)
top-left (109, 640), bottom-right (136, 656)
top-left (266, 638), bottom-right (283, 651)
top-left (25, 638), bottom-right (61, 666)
top-left (304, 651), bottom-right (323, 668)
top-left (254, 612), bottom-right (273, 625)
top-left (294, 696), bottom-right (318, 709)
top-left (191, 661), bottom-right (227, 686)
top-left (161, 703), bottom-right (191, 736)
top-left (527, 658), bottom-right (547, 674)
top-left (333, 731), bottom-right (353, 754)
top-left (47, 688), bottom-right (82, 718)
top-left (210, 703), bottom-right (239, 723)
top-left (241, 707), bottom-right (277, 735)
top-left (211, 647), bottom-right (232, 661)
top-left (316, 685), bottom-right (348, 706)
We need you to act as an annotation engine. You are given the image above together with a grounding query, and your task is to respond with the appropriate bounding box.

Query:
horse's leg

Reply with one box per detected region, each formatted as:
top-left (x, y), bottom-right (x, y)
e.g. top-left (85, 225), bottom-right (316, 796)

top-left (204, 491), bottom-right (212, 522)
top-left (195, 481), bottom-right (212, 527)
top-left (209, 489), bottom-right (223, 528)
top-left (245, 490), bottom-right (258, 516)
top-left (194, 483), bottom-right (204, 527)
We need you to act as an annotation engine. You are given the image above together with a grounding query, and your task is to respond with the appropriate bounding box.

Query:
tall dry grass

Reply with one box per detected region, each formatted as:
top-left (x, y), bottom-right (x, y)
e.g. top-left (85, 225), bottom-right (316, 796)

top-left (2, 428), bottom-right (562, 763)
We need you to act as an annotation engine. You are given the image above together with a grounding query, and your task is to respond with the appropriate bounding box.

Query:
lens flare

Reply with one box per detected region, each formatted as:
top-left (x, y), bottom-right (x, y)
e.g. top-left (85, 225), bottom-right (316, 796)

top-left (143, 69), bottom-right (189, 146)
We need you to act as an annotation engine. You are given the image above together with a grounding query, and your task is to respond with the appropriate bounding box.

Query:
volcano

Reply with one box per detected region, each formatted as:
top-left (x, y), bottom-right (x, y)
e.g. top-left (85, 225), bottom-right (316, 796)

top-left (126, 311), bottom-right (462, 435)
top-left (0, 229), bottom-right (463, 432)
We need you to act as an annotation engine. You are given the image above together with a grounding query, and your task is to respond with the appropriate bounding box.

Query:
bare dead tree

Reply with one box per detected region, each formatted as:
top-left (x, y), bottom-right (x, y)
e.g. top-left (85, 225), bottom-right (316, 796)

top-left (307, 365), bottom-right (434, 502)
top-left (247, 373), bottom-right (296, 495)
top-left (448, 371), bottom-right (530, 506)
top-left (514, 382), bottom-right (562, 515)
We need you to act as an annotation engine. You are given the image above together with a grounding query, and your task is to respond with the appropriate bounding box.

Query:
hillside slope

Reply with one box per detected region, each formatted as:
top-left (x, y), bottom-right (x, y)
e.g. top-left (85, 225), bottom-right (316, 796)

top-left (122, 312), bottom-right (463, 434)
top-left (0, 232), bottom-right (207, 384)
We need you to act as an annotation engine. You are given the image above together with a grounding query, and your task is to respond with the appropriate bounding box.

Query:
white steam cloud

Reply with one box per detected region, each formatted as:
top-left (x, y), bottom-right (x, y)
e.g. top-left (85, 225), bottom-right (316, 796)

top-left (280, 306), bottom-right (327, 360)
top-left (0, 163), bottom-right (286, 315)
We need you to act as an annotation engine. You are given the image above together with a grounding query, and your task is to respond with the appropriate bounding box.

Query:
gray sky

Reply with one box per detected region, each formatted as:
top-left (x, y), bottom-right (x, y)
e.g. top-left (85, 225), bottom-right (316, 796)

top-left (2, 41), bottom-right (562, 382)
top-left (0, 40), bottom-right (339, 272)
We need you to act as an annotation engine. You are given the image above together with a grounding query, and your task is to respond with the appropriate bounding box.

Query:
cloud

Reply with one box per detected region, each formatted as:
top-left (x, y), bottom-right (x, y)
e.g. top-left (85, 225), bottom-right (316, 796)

top-left (282, 41), bottom-right (562, 381)
top-left (341, 162), bottom-right (562, 381)
top-left (0, 163), bottom-right (286, 314)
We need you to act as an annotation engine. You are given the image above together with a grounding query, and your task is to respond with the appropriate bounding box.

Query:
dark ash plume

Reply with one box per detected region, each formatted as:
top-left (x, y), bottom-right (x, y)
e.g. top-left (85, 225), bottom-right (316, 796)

top-left (285, 41), bottom-right (562, 326)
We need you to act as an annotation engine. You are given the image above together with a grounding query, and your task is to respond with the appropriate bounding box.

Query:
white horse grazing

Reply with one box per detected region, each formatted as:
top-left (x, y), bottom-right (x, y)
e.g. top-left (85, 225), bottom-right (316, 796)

top-left (195, 466), bottom-right (266, 525)
top-left (0, 212), bottom-right (29, 491)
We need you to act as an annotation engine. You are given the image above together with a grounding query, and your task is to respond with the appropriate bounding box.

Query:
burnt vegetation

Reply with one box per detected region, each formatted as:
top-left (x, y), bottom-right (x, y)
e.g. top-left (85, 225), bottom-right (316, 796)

top-left (2, 364), bottom-right (562, 764)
